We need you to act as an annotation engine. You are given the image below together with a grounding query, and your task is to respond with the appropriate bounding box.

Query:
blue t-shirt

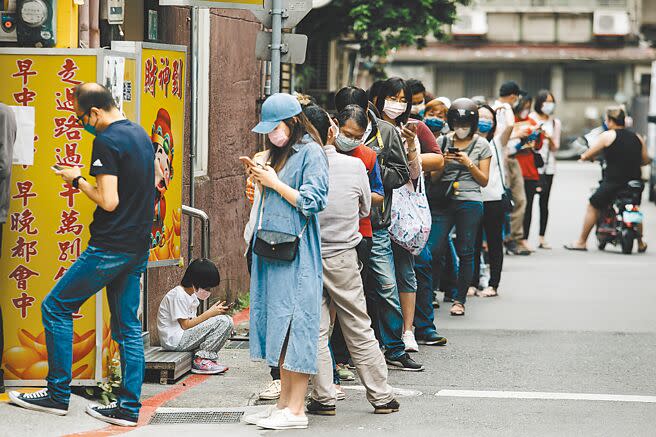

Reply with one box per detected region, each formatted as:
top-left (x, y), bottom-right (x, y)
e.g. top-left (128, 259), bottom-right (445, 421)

top-left (370, 160), bottom-right (384, 197)
top-left (88, 119), bottom-right (155, 253)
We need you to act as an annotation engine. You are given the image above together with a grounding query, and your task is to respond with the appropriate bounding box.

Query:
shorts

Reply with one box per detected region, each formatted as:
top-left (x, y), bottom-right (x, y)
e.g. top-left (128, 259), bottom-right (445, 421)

top-left (589, 181), bottom-right (642, 210)
top-left (391, 241), bottom-right (417, 293)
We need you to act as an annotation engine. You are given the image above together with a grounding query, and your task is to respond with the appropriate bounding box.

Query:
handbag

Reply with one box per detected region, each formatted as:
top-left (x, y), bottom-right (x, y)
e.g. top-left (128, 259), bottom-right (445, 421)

top-left (533, 150), bottom-right (545, 169)
top-left (491, 138), bottom-right (515, 213)
top-left (389, 169), bottom-right (432, 256)
top-left (253, 191), bottom-right (308, 261)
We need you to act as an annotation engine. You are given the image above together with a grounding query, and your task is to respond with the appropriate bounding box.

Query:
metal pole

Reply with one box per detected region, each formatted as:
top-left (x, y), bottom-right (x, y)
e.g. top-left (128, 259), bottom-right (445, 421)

top-left (182, 205), bottom-right (211, 312)
top-left (270, 0), bottom-right (283, 94)
top-left (188, 6), bottom-right (200, 262)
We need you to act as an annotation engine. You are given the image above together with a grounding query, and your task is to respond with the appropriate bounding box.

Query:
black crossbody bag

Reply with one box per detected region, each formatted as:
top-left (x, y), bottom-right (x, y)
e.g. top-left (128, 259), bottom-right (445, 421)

top-left (253, 191), bottom-right (308, 261)
top-left (491, 139), bottom-right (515, 213)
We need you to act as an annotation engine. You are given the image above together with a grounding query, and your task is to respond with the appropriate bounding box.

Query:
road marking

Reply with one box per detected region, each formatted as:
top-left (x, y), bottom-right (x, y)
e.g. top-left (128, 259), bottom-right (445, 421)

top-left (435, 389), bottom-right (656, 403)
top-left (343, 385), bottom-right (422, 397)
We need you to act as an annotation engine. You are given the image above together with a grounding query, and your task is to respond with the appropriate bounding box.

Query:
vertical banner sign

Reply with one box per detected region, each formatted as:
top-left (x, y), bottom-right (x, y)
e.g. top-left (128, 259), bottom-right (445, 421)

top-left (0, 52), bottom-right (110, 383)
top-left (141, 47), bottom-right (185, 265)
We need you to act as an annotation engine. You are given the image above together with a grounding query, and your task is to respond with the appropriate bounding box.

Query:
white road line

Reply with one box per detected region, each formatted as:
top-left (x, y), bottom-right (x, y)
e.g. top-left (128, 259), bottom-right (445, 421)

top-left (435, 390), bottom-right (656, 403)
top-left (342, 385), bottom-right (423, 397)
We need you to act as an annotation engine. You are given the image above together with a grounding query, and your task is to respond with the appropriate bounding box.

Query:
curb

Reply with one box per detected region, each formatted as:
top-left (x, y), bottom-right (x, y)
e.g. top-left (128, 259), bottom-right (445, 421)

top-left (232, 306), bottom-right (250, 326)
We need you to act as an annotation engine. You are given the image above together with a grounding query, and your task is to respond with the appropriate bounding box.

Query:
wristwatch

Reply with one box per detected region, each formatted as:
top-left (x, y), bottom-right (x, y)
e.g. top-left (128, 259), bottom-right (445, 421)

top-left (467, 162), bottom-right (475, 169)
top-left (72, 175), bottom-right (86, 189)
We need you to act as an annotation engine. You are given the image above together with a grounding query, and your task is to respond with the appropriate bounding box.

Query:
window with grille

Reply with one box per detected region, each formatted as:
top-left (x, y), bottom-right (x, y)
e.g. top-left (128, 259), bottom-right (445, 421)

top-left (464, 70), bottom-right (495, 99)
top-left (565, 68), bottom-right (619, 99)
top-left (305, 39), bottom-right (330, 91)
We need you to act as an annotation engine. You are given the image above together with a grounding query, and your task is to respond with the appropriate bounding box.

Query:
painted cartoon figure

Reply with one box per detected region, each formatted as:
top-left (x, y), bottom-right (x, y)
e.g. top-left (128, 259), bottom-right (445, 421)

top-left (151, 108), bottom-right (174, 250)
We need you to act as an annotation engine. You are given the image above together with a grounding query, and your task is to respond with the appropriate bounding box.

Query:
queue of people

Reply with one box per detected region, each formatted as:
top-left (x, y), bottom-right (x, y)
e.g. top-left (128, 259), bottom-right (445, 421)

top-left (237, 76), bottom-right (569, 430)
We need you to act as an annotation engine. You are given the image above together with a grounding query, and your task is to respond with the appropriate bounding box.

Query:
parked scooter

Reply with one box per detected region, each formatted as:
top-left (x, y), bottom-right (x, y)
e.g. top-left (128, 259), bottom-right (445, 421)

top-left (595, 179), bottom-right (644, 254)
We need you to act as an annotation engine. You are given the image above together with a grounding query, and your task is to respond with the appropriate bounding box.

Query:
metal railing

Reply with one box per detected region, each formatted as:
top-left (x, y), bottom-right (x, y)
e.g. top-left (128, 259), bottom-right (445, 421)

top-left (182, 205), bottom-right (212, 312)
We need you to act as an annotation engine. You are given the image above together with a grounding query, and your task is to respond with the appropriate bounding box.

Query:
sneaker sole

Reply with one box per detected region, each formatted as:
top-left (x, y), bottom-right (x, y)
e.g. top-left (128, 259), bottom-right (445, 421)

top-left (306, 409), bottom-right (336, 416)
top-left (85, 405), bottom-right (137, 427)
top-left (191, 368), bottom-right (228, 375)
top-left (8, 392), bottom-right (68, 416)
top-left (385, 361), bottom-right (425, 372)
top-left (258, 423), bottom-right (308, 430)
top-left (258, 394), bottom-right (281, 400)
top-left (404, 346), bottom-right (419, 352)
top-left (417, 338), bottom-right (447, 346)
top-left (374, 407), bottom-right (400, 414)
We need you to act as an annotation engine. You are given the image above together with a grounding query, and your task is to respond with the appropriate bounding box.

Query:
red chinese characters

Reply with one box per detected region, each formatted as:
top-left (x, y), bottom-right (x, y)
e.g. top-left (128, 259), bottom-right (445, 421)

top-left (158, 57), bottom-right (171, 97)
top-left (53, 266), bottom-right (68, 281)
top-left (55, 143), bottom-right (84, 168)
top-left (59, 184), bottom-right (80, 208)
top-left (58, 238), bottom-right (81, 262)
top-left (11, 292), bottom-right (36, 319)
top-left (57, 58), bottom-right (82, 85)
top-left (172, 59), bottom-right (183, 99)
top-left (11, 236), bottom-right (38, 262)
top-left (12, 59), bottom-right (37, 106)
top-left (12, 181), bottom-right (37, 207)
top-left (55, 87), bottom-right (76, 113)
top-left (145, 56), bottom-right (158, 97)
top-left (57, 210), bottom-right (83, 236)
top-left (9, 210), bottom-right (38, 235)
top-left (54, 115), bottom-right (83, 141)
top-left (9, 267), bottom-right (40, 292)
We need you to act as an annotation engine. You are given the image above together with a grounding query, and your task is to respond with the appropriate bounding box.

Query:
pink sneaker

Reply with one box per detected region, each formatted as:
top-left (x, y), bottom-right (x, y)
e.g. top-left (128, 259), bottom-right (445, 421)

top-left (191, 357), bottom-right (228, 374)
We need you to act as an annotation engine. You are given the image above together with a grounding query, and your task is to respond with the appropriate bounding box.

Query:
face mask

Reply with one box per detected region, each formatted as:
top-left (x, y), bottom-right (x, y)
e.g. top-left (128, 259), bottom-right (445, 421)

top-left (478, 119), bottom-right (493, 133)
top-left (411, 103), bottom-right (425, 115)
top-left (268, 124), bottom-right (289, 148)
top-left (424, 117), bottom-right (445, 133)
top-left (519, 109), bottom-right (530, 120)
top-left (542, 102), bottom-right (555, 115)
top-left (194, 288), bottom-right (210, 300)
top-left (383, 100), bottom-right (407, 120)
top-left (441, 124), bottom-right (450, 134)
top-left (80, 111), bottom-right (98, 136)
top-left (361, 122), bottom-right (372, 143)
top-left (418, 109), bottom-right (426, 119)
top-left (335, 134), bottom-right (361, 152)
top-left (455, 127), bottom-right (471, 139)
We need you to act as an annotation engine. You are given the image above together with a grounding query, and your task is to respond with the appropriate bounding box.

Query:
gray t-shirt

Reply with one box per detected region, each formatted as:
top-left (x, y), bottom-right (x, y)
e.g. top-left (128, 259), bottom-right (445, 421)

top-left (439, 134), bottom-right (492, 202)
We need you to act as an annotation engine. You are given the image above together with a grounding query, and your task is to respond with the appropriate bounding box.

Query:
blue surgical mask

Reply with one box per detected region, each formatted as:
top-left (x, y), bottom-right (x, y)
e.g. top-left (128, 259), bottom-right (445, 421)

top-left (478, 119), bottom-right (493, 133)
top-left (83, 124), bottom-right (97, 136)
top-left (335, 134), bottom-right (361, 152)
top-left (424, 117), bottom-right (445, 133)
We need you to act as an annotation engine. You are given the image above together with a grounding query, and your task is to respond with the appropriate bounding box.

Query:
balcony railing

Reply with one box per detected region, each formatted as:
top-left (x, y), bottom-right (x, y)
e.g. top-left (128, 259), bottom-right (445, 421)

top-left (477, 0), bottom-right (628, 10)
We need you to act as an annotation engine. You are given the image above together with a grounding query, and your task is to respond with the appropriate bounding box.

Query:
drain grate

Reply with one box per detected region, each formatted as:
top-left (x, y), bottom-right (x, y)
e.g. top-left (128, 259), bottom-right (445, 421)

top-left (149, 410), bottom-right (244, 424)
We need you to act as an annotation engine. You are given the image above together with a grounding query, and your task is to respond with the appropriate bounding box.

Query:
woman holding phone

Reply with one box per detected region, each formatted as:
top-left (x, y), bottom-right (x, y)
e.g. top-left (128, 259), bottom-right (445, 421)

top-left (429, 98), bottom-right (492, 316)
top-left (373, 78), bottom-right (443, 352)
top-left (240, 93), bottom-right (328, 430)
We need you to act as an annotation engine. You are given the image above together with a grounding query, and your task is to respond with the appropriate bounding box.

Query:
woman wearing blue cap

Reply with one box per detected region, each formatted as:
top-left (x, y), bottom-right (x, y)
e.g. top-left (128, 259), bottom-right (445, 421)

top-left (240, 93), bottom-right (329, 430)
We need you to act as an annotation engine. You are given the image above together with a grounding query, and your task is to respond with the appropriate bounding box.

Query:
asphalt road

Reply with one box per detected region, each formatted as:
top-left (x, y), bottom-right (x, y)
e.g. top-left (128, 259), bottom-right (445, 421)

top-left (1, 161), bottom-right (655, 436)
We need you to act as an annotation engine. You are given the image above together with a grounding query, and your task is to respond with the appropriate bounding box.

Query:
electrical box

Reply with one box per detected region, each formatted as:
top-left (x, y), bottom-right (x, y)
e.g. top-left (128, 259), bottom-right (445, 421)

top-left (1, 0), bottom-right (18, 43)
top-left (100, 0), bottom-right (124, 25)
top-left (16, 0), bottom-right (56, 47)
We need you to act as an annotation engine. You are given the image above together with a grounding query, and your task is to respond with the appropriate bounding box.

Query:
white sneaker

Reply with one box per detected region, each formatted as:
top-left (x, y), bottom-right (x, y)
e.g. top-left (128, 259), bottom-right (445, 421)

top-left (257, 407), bottom-right (308, 430)
top-left (402, 331), bottom-right (419, 353)
top-left (242, 404), bottom-right (279, 425)
top-left (335, 384), bottom-right (346, 401)
top-left (258, 379), bottom-right (281, 400)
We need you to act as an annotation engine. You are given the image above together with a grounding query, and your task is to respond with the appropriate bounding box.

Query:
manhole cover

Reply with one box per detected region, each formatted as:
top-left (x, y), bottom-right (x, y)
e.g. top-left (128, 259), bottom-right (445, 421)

top-left (149, 410), bottom-right (244, 424)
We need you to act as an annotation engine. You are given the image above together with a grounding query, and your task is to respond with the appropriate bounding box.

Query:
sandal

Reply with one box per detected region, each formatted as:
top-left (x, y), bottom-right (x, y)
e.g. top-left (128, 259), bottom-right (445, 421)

top-left (467, 286), bottom-right (478, 297)
top-left (478, 286), bottom-right (498, 297)
top-left (538, 242), bottom-right (552, 250)
top-left (450, 302), bottom-right (465, 316)
top-left (564, 244), bottom-right (587, 251)
top-left (638, 242), bottom-right (648, 253)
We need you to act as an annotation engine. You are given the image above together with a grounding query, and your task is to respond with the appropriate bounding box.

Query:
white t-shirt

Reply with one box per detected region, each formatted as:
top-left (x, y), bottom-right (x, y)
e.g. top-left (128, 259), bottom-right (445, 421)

top-left (157, 286), bottom-right (199, 349)
top-left (482, 139), bottom-right (505, 202)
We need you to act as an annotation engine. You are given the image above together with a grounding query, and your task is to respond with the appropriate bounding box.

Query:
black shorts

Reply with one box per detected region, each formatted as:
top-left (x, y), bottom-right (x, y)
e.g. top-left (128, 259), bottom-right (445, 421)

top-left (589, 181), bottom-right (642, 210)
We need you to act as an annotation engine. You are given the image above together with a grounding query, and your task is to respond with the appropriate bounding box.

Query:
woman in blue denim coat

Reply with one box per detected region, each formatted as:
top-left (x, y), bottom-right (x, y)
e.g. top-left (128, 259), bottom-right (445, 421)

top-left (242, 93), bottom-right (328, 430)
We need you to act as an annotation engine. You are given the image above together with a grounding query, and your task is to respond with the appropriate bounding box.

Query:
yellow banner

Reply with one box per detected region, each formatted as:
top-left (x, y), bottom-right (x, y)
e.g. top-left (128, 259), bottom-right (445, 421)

top-left (0, 53), bottom-right (100, 381)
top-left (141, 47), bottom-right (185, 264)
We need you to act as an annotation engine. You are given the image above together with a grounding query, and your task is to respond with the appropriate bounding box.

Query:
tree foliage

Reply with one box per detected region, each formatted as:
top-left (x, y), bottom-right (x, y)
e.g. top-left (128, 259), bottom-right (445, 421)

top-left (298, 0), bottom-right (466, 59)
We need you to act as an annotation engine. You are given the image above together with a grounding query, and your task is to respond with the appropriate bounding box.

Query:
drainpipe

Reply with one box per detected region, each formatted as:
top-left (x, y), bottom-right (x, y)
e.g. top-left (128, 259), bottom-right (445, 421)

top-left (78, 2), bottom-right (89, 48)
top-left (270, 0), bottom-right (282, 94)
top-left (188, 6), bottom-right (200, 262)
top-left (89, 0), bottom-right (100, 48)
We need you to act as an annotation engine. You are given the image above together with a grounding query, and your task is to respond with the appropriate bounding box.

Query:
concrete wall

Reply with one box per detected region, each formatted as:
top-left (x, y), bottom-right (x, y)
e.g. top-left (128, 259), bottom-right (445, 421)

top-left (146, 7), bottom-right (261, 345)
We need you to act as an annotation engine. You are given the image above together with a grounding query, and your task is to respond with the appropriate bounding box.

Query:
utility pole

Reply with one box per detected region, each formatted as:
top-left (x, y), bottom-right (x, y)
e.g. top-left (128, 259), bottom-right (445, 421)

top-left (270, 0), bottom-right (283, 94)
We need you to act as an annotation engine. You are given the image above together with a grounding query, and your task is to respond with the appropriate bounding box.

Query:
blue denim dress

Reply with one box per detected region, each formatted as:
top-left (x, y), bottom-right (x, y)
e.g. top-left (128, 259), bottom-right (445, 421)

top-left (250, 135), bottom-right (329, 374)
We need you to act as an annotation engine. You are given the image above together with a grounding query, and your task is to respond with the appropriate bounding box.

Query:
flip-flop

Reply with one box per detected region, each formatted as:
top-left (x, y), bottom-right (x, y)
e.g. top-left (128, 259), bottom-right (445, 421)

top-left (563, 244), bottom-right (587, 251)
top-left (638, 243), bottom-right (648, 253)
top-left (450, 303), bottom-right (465, 316)
top-left (538, 243), bottom-right (552, 250)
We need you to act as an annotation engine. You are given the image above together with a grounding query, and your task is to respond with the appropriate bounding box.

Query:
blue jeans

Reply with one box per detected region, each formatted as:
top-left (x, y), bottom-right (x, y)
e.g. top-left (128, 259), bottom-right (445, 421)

top-left (414, 201), bottom-right (483, 332)
top-left (364, 229), bottom-right (405, 360)
top-left (42, 246), bottom-right (148, 418)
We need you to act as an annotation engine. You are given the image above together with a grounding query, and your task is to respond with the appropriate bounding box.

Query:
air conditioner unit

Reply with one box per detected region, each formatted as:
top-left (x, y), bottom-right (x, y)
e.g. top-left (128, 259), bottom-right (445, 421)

top-left (593, 10), bottom-right (630, 36)
top-left (452, 10), bottom-right (487, 36)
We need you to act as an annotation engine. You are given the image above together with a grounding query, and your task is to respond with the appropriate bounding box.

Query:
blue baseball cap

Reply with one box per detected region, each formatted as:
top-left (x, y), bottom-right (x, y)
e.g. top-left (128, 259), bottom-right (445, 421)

top-left (252, 93), bottom-right (302, 134)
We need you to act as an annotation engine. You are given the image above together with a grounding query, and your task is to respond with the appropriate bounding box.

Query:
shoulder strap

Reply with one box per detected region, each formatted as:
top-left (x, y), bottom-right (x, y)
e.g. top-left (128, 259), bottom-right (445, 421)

top-left (257, 188), bottom-right (309, 238)
top-left (491, 139), bottom-right (508, 191)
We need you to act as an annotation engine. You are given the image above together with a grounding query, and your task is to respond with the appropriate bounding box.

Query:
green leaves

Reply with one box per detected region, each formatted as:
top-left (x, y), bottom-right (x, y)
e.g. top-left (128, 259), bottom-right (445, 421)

top-left (300, 0), bottom-right (464, 59)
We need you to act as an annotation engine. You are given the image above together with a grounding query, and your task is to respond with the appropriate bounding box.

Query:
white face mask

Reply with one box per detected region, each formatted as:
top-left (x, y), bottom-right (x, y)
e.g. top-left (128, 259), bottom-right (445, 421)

top-left (411, 103), bottom-right (425, 115)
top-left (194, 288), bottom-right (211, 300)
top-left (520, 109), bottom-right (530, 120)
top-left (383, 100), bottom-right (407, 120)
top-left (335, 134), bottom-right (361, 152)
top-left (455, 127), bottom-right (471, 139)
top-left (542, 102), bottom-right (555, 115)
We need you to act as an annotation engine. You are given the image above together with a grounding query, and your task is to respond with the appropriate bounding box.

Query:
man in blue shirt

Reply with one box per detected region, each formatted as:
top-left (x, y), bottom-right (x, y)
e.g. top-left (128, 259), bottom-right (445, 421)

top-left (9, 83), bottom-right (155, 427)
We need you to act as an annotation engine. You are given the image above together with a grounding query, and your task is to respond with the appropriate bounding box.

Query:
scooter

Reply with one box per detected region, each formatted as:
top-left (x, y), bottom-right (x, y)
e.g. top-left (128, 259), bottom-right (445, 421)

top-left (595, 180), bottom-right (644, 254)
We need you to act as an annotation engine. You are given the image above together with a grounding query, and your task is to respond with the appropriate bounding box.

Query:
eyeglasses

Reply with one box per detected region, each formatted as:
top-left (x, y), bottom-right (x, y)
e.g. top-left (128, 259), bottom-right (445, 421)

top-left (77, 109), bottom-right (90, 127)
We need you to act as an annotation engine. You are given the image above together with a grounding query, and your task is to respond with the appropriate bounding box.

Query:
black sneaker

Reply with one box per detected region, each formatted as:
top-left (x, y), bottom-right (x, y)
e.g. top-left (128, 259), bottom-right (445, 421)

top-left (8, 389), bottom-right (68, 415)
top-left (86, 403), bottom-right (138, 427)
top-left (306, 399), bottom-right (336, 416)
top-left (416, 332), bottom-right (447, 346)
top-left (386, 353), bottom-right (424, 371)
top-left (374, 398), bottom-right (400, 414)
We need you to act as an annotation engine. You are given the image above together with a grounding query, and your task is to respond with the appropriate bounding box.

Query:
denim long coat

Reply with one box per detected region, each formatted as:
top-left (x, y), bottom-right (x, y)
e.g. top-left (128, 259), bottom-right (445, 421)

top-left (250, 135), bottom-right (329, 374)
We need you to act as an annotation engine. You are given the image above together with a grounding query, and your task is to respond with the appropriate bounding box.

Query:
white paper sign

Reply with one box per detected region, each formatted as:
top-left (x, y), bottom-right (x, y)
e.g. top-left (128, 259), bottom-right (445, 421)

top-left (103, 56), bottom-right (126, 113)
top-left (10, 106), bottom-right (35, 166)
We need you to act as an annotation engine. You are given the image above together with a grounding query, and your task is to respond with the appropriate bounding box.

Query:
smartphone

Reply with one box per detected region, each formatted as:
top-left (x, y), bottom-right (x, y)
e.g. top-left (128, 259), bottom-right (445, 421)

top-left (51, 164), bottom-right (63, 171)
top-left (446, 147), bottom-right (460, 154)
top-left (239, 156), bottom-right (265, 169)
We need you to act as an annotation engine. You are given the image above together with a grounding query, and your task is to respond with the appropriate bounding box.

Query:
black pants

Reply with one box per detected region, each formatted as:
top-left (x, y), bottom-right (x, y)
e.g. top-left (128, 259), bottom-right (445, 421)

top-left (538, 174), bottom-right (554, 237)
top-left (523, 179), bottom-right (540, 240)
top-left (472, 200), bottom-right (505, 289)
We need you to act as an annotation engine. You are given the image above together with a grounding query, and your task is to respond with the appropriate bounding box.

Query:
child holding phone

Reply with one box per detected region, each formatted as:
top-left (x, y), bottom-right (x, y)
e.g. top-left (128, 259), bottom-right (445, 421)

top-left (157, 258), bottom-right (233, 374)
